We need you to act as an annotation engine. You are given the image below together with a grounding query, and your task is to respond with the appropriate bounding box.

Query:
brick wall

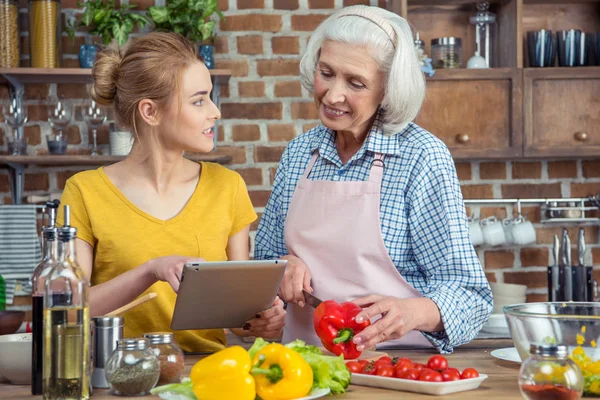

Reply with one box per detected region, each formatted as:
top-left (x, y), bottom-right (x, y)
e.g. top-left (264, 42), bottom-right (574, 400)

top-left (1, 0), bottom-right (599, 302)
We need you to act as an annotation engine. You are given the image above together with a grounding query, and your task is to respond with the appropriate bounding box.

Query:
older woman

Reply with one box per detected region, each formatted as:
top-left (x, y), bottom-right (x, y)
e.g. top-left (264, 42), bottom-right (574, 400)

top-left (255, 5), bottom-right (492, 354)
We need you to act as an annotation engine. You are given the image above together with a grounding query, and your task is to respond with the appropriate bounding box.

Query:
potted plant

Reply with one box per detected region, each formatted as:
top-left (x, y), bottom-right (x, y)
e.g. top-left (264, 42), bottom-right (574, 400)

top-left (147, 0), bottom-right (224, 69)
top-left (65, 0), bottom-right (150, 67)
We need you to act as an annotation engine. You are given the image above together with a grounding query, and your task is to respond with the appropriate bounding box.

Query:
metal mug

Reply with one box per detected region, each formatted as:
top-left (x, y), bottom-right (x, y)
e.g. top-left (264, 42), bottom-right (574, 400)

top-left (91, 316), bottom-right (124, 388)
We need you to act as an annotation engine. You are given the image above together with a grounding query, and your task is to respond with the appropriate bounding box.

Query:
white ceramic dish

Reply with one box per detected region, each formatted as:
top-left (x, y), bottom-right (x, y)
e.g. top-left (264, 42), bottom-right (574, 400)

top-left (0, 332), bottom-right (32, 384)
top-left (481, 314), bottom-right (510, 335)
top-left (350, 373), bottom-right (488, 395)
top-left (489, 282), bottom-right (528, 297)
top-left (297, 387), bottom-right (330, 399)
top-left (491, 347), bottom-right (521, 364)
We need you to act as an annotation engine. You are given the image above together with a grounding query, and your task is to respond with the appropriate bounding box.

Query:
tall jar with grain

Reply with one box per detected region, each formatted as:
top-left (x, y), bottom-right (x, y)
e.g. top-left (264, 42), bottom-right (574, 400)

top-left (28, 0), bottom-right (61, 68)
top-left (0, 0), bottom-right (20, 67)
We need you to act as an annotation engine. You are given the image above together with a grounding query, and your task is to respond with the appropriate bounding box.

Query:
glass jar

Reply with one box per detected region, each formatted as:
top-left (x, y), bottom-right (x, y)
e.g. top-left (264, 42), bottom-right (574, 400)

top-left (431, 37), bottom-right (462, 69)
top-left (0, 0), bottom-right (20, 67)
top-left (28, 0), bottom-right (61, 68)
top-left (518, 344), bottom-right (583, 400)
top-left (105, 338), bottom-right (160, 396)
top-left (143, 332), bottom-right (185, 385)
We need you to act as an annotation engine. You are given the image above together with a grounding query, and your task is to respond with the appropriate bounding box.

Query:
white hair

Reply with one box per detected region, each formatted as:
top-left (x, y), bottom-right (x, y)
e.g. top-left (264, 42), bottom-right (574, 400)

top-left (299, 5), bottom-right (425, 135)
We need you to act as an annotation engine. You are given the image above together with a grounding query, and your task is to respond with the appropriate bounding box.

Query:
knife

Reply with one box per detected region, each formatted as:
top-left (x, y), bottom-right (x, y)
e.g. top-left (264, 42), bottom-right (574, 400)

top-left (303, 290), bottom-right (323, 308)
top-left (578, 228), bottom-right (586, 267)
top-left (564, 230), bottom-right (573, 302)
top-left (560, 228), bottom-right (568, 267)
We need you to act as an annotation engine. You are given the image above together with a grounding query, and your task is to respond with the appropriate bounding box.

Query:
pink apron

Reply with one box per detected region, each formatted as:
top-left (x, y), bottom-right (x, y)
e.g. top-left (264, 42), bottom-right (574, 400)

top-left (283, 151), bottom-right (433, 349)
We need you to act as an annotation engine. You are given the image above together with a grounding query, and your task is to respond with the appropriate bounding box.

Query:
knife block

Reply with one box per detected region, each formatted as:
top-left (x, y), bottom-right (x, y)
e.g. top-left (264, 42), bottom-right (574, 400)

top-left (548, 265), bottom-right (595, 302)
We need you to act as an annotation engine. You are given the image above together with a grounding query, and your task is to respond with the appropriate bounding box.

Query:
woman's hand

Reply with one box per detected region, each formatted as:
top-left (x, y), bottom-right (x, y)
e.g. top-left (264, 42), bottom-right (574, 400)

top-left (278, 255), bottom-right (312, 307)
top-left (146, 256), bottom-right (205, 292)
top-left (234, 296), bottom-right (287, 339)
top-left (350, 295), bottom-right (443, 351)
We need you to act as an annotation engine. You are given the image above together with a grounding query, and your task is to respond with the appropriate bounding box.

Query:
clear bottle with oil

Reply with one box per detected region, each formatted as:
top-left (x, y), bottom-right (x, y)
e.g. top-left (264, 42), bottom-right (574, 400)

top-left (31, 200), bottom-right (60, 395)
top-left (43, 205), bottom-right (90, 400)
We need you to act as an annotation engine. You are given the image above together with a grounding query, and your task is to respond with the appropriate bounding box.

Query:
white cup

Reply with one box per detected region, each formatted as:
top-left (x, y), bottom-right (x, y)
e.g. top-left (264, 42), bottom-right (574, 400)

top-left (512, 217), bottom-right (537, 246)
top-left (481, 216), bottom-right (506, 246)
top-left (469, 218), bottom-right (484, 246)
top-left (502, 218), bottom-right (515, 244)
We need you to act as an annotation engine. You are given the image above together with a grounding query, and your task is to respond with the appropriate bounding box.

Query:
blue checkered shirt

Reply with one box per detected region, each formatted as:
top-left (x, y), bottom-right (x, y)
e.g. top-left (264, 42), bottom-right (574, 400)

top-left (254, 113), bottom-right (493, 353)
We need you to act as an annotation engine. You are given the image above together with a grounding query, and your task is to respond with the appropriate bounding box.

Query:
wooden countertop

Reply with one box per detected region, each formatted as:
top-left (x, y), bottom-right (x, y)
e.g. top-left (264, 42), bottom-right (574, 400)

top-left (1, 339), bottom-right (522, 399)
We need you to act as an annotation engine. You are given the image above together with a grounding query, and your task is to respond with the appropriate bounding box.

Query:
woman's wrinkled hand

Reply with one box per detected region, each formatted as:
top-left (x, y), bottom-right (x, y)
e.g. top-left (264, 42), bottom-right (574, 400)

top-left (242, 296), bottom-right (286, 338)
top-left (278, 255), bottom-right (312, 307)
top-left (147, 255), bottom-right (205, 293)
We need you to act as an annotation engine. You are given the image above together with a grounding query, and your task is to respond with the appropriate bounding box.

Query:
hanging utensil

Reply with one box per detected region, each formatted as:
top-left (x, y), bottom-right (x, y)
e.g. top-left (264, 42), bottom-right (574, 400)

top-left (578, 228), bottom-right (586, 267)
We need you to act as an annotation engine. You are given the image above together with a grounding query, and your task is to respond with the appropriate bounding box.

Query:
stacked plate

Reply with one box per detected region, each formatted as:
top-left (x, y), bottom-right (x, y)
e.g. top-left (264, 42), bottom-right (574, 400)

top-left (481, 282), bottom-right (527, 336)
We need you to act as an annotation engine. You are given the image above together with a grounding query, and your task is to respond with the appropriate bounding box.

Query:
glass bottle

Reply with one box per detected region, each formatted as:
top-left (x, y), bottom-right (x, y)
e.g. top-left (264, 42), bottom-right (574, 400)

top-left (31, 201), bottom-right (60, 395)
top-left (518, 344), bottom-right (583, 400)
top-left (43, 205), bottom-right (90, 400)
top-left (143, 332), bottom-right (185, 385)
top-left (470, 2), bottom-right (497, 68)
top-left (28, 0), bottom-right (61, 68)
top-left (105, 338), bottom-right (160, 396)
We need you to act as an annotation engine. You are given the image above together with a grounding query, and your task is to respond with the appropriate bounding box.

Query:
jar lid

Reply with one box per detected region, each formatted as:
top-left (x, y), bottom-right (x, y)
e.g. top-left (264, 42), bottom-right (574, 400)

top-left (117, 338), bottom-right (150, 350)
top-left (92, 316), bottom-right (124, 328)
top-left (530, 344), bottom-right (568, 357)
top-left (143, 332), bottom-right (175, 345)
top-left (431, 37), bottom-right (462, 46)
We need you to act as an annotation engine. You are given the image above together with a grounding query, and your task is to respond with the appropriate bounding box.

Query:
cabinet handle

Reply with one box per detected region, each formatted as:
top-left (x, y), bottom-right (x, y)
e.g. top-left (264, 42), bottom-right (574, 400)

top-left (574, 132), bottom-right (588, 142)
top-left (456, 134), bottom-right (470, 144)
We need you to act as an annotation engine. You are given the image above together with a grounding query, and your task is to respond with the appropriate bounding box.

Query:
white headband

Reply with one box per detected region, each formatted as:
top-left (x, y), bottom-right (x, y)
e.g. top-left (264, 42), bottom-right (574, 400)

top-left (336, 7), bottom-right (397, 49)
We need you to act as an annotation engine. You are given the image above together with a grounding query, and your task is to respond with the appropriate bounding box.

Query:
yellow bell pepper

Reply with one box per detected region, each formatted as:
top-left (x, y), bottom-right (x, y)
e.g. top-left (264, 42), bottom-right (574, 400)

top-left (189, 345), bottom-right (256, 400)
top-left (251, 343), bottom-right (313, 400)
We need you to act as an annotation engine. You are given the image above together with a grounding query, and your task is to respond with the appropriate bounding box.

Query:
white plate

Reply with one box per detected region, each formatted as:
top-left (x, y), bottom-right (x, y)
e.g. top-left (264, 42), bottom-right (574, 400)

top-left (350, 373), bottom-right (488, 396)
top-left (481, 314), bottom-right (510, 335)
top-left (296, 387), bottom-right (330, 399)
top-left (491, 347), bottom-right (521, 363)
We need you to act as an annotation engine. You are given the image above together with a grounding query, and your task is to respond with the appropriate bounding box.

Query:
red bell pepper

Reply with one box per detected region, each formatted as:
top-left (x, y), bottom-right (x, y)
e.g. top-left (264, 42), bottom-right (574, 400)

top-left (313, 300), bottom-right (370, 359)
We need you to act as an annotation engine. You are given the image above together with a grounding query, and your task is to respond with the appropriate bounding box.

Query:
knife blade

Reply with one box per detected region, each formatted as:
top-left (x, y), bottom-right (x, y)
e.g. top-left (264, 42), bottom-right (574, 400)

top-left (553, 234), bottom-right (560, 268)
top-left (578, 228), bottom-right (586, 267)
top-left (302, 290), bottom-right (323, 308)
top-left (561, 228), bottom-right (568, 267)
top-left (564, 231), bottom-right (573, 301)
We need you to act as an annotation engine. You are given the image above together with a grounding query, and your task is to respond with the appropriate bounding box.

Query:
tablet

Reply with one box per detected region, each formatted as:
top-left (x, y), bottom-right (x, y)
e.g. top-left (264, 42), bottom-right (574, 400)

top-left (170, 260), bottom-right (287, 330)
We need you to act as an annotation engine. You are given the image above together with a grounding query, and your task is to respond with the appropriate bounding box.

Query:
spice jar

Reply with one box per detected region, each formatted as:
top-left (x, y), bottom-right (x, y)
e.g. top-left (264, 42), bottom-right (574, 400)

top-left (0, 0), bottom-right (19, 67)
top-left (105, 338), bottom-right (160, 396)
top-left (28, 0), bottom-right (61, 68)
top-left (431, 37), bottom-right (462, 69)
top-left (518, 344), bottom-right (583, 400)
top-left (143, 332), bottom-right (185, 385)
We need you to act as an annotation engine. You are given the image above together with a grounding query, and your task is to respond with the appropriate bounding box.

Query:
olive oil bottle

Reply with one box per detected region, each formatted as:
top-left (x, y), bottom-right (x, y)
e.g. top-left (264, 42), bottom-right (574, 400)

top-left (43, 205), bottom-right (90, 400)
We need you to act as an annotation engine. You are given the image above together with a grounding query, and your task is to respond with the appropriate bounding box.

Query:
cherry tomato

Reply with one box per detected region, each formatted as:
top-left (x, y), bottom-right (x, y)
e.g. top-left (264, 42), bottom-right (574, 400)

top-left (461, 368), bottom-right (480, 379)
top-left (374, 357), bottom-right (392, 368)
top-left (376, 365), bottom-right (395, 378)
top-left (345, 361), bottom-right (363, 373)
top-left (361, 362), bottom-right (378, 375)
top-left (426, 355), bottom-right (449, 371)
top-left (394, 360), bottom-right (413, 378)
top-left (419, 369), bottom-right (443, 382)
top-left (441, 368), bottom-right (461, 382)
top-left (396, 357), bottom-right (413, 365)
top-left (400, 368), bottom-right (421, 381)
top-left (411, 362), bottom-right (426, 371)
top-left (357, 359), bottom-right (369, 368)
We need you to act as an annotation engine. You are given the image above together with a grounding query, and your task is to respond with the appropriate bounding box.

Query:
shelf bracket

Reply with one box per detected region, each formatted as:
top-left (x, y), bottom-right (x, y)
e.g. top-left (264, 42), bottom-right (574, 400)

top-left (211, 77), bottom-right (221, 148)
top-left (6, 162), bottom-right (24, 205)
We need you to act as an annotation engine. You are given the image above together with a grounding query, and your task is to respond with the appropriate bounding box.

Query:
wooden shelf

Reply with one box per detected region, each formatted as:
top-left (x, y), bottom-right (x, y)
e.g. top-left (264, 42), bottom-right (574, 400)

top-left (0, 68), bottom-right (231, 85)
top-left (406, 0), bottom-right (509, 5)
top-left (426, 67), bottom-right (516, 80)
top-left (0, 153), bottom-right (232, 166)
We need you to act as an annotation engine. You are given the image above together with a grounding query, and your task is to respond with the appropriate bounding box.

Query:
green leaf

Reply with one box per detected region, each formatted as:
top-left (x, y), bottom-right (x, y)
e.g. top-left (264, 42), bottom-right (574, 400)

top-left (200, 20), bottom-right (214, 41)
top-left (148, 6), bottom-right (169, 24)
top-left (93, 9), bottom-right (110, 24)
top-left (82, 7), bottom-right (94, 26)
top-left (112, 23), bottom-right (129, 46)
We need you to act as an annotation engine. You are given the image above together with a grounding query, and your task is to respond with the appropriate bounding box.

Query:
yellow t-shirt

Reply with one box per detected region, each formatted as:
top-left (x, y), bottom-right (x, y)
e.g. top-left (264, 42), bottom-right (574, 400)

top-left (57, 162), bottom-right (257, 352)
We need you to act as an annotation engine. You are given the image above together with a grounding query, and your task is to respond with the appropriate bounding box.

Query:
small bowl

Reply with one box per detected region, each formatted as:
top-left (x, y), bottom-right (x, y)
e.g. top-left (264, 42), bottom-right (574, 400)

top-left (0, 311), bottom-right (25, 335)
top-left (0, 332), bottom-right (31, 384)
top-left (490, 282), bottom-right (528, 297)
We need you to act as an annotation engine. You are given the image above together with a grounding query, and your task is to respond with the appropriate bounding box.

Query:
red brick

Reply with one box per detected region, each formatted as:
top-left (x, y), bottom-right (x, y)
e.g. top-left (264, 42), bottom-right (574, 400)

top-left (257, 59), bottom-right (300, 77)
top-left (66, 126), bottom-right (81, 144)
top-left (291, 102), bottom-right (319, 119)
top-left (582, 160), bottom-right (600, 178)
top-left (213, 60), bottom-right (249, 77)
top-left (126, 0), bottom-right (155, 10)
top-left (221, 83), bottom-right (230, 98)
top-left (57, 84), bottom-right (89, 99)
top-left (520, 248), bottom-right (549, 267)
top-left (221, 15), bottom-right (282, 32)
top-left (238, 81), bottom-right (265, 98)
top-left (237, 168), bottom-right (263, 186)
top-left (268, 124), bottom-right (296, 142)
top-left (504, 270), bottom-right (547, 288)
top-left (214, 146), bottom-right (247, 164)
top-left (214, 36), bottom-right (229, 54)
top-left (23, 125), bottom-right (41, 145)
top-left (272, 36), bottom-right (300, 54)
top-left (571, 183), bottom-right (600, 198)
top-left (269, 167), bottom-right (277, 184)
top-left (88, 125), bottom-right (109, 146)
top-left (61, 36), bottom-right (85, 54)
top-left (479, 162), bottom-right (507, 180)
top-left (526, 293), bottom-right (548, 303)
top-left (24, 84), bottom-right (50, 100)
top-left (593, 248), bottom-right (600, 264)
top-left (548, 161), bottom-right (578, 179)
top-left (484, 250), bottom-right (515, 269)
top-left (62, 59), bottom-right (80, 68)
top-left (27, 105), bottom-right (48, 121)
top-left (344, 0), bottom-right (369, 4)
top-left (24, 173), bottom-right (49, 191)
top-left (0, 85), bottom-right (8, 99)
top-left (275, 81), bottom-right (302, 97)
top-left (57, 171), bottom-right (78, 190)
top-left (517, 206), bottom-right (541, 223)
top-left (309, 0), bottom-right (334, 8)
top-left (0, 174), bottom-right (9, 192)
top-left (221, 103), bottom-right (282, 120)
top-left (217, 125), bottom-right (225, 142)
top-left (535, 227), bottom-right (598, 247)
top-left (291, 14), bottom-right (329, 31)
top-left (256, 146), bottom-right (285, 162)
top-left (501, 183), bottom-right (561, 199)
top-left (274, 0), bottom-right (298, 9)
top-left (232, 124), bottom-right (261, 142)
top-left (237, 36), bottom-right (263, 55)
top-left (512, 162), bottom-right (542, 179)
top-left (218, 0), bottom-right (229, 11)
top-left (250, 212), bottom-right (263, 231)
top-left (237, 0), bottom-right (264, 8)
top-left (455, 162), bottom-right (472, 181)
top-left (249, 190), bottom-right (271, 207)
top-left (485, 272), bottom-right (497, 283)
top-left (480, 207), bottom-right (509, 219)
top-left (460, 184), bottom-right (494, 199)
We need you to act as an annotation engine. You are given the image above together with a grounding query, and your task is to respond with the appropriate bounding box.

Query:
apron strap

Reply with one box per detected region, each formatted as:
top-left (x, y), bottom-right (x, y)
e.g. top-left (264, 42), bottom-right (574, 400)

top-left (302, 151), bottom-right (320, 179)
top-left (368, 153), bottom-right (385, 183)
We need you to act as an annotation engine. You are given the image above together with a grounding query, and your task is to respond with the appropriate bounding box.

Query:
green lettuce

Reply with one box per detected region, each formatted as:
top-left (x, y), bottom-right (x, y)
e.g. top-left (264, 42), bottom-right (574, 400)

top-left (150, 378), bottom-right (195, 400)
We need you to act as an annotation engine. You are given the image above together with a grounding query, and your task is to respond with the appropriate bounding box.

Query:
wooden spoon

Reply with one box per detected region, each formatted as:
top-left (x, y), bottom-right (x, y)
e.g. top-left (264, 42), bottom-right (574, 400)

top-left (105, 292), bottom-right (157, 317)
